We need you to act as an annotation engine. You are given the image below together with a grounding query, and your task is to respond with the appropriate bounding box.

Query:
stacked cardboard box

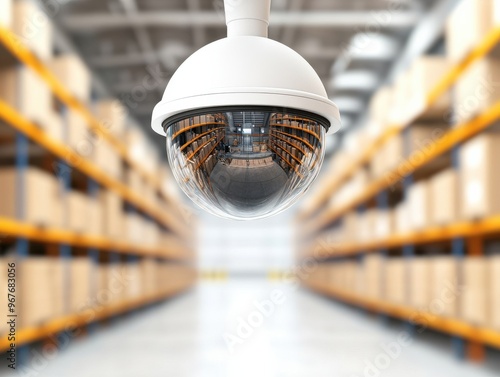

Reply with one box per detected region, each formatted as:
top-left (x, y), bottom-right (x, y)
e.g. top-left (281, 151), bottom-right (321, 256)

top-left (68, 110), bottom-right (94, 156)
top-left (95, 99), bottom-right (127, 139)
top-left (429, 169), bottom-right (459, 225)
top-left (0, 0), bottom-right (11, 27)
top-left (0, 66), bottom-right (51, 128)
top-left (88, 198), bottom-right (104, 236)
top-left (70, 258), bottom-right (92, 313)
top-left (0, 167), bottom-right (59, 227)
top-left (48, 54), bottom-right (91, 103)
top-left (18, 258), bottom-right (58, 328)
top-left (364, 254), bottom-right (383, 299)
top-left (124, 263), bottom-right (142, 299)
top-left (94, 140), bottom-right (122, 180)
top-left (408, 180), bottom-right (431, 230)
top-left (459, 133), bottom-right (500, 220)
top-left (409, 257), bottom-right (432, 309)
top-left (101, 190), bottom-right (124, 239)
top-left (446, 0), bottom-right (498, 62)
top-left (491, 255), bottom-right (500, 330)
top-left (125, 212), bottom-right (144, 245)
top-left (430, 257), bottom-right (459, 318)
top-left (68, 191), bottom-right (89, 233)
top-left (374, 209), bottom-right (394, 240)
top-left (384, 259), bottom-right (407, 304)
top-left (388, 69), bottom-right (411, 124)
top-left (408, 57), bottom-right (451, 119)
top-left (369, 86), bottom-right (393, 135)
top-left (454, 59), bottom-right (500, 123)
top-left (460, 257), bottom-right (489, 326)
top-left (140, 259), bottom-right (158, 296)
top-left (12, 0), bottom-right (53, 61)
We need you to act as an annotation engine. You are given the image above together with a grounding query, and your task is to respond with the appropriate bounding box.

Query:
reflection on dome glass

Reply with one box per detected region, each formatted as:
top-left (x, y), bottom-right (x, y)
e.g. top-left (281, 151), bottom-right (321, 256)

top-left (165, 107), bottom-right (327, 220)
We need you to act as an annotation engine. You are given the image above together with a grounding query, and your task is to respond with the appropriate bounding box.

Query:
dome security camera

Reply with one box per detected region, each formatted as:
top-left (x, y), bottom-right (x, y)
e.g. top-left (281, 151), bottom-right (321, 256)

top-left (152, 0), bottom-right (341, 220)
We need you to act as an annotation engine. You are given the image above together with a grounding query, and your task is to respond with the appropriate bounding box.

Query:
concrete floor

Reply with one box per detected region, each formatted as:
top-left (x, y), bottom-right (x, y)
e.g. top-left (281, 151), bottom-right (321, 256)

top-left (4, 279), bottom-right (499, 377)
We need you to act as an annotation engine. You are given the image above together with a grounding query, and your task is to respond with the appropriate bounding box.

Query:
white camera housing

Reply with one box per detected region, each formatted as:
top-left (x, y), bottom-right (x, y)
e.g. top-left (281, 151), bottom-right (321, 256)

top-left (152, 0), bottom-right (341, 220)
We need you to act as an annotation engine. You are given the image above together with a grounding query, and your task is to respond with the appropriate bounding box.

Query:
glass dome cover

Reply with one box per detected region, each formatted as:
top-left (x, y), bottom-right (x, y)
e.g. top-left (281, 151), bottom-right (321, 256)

top-left (165, 106), bottom-right (327, 220)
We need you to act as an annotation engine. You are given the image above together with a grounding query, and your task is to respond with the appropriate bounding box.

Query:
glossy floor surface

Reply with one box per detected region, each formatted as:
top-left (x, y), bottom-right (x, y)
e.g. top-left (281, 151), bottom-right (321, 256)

top-left (4, 279), bottom-right (499, 377)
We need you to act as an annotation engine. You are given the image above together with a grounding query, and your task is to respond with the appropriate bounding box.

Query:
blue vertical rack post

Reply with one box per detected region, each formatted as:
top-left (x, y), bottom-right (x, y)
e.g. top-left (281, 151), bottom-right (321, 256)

top-left (15, 131), bottom-right (29, 367)
top-left (402, 127), bottom-right (416, 336)
top-left (450, 141), bottom-right (466, 360)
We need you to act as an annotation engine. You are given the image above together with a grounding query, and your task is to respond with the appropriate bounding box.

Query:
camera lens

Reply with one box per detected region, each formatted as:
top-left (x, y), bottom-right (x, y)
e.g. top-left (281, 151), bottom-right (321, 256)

top-left (165, 107), bottom-right (327, 220)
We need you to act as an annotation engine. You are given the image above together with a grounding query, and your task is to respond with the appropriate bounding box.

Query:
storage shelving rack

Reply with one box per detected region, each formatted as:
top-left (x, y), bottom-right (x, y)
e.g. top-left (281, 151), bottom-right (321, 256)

top-left (296, 25), bottom-right (500, 362)
top-left (0, 25), bottom-right (197, 354)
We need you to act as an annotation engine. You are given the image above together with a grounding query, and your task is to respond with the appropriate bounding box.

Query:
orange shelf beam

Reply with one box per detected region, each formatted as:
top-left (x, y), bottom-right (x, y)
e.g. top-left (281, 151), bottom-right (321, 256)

top-left (0, 100), bottom-right (189, 239)
top-left (303, 99), bottom-right (500, 235)
top-left (305, 281), bottom-right (500, 350)
top-left (0, 217), bottom-right (194, 261)
top-left (301, 214), bottom-right (500, 259)
top-left (0, 26), bottom-right (182, 211)
top-left (0, 286), bottom-right (194, 352)
top-left (299, 26), bottom-right (500, 220)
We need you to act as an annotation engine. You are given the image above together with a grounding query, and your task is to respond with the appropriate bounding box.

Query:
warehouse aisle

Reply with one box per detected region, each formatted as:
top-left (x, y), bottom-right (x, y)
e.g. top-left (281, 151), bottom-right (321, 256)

top-left (7, 279), bottom-right (499, 377)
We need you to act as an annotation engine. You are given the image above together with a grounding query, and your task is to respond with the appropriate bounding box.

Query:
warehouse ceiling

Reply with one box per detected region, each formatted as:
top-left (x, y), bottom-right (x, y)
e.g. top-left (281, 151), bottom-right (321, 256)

top-left (39, 0), bottom-right (441, 156)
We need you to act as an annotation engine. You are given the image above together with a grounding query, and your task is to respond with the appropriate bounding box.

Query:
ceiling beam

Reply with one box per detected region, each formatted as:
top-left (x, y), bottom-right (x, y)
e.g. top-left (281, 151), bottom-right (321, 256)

top-left (61, 11), bottom-right (420, 30)
top-left (87, 47), bottom-right (350, 68)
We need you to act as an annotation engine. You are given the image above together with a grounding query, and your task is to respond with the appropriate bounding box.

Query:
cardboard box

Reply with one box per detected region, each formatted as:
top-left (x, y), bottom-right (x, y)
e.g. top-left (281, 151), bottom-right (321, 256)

top-left (125, 212), bottom-right (144, 244)
top-left (385, 259), bottom-right (407, 303)
top-left (50, 259), bottom-right (65, 318)
top-left (68, 191), bottom-right (89, 233)
top-left (374, 209), bottom-right (394, 240)
top-left (70, 258), bottom-right (92, 313)
top-left (88, 198), bottom-right (103, 236)
top-left (1, 0), bottom-right (12, 27)
top-left (408, 180), bottom-right (431, 230)
top-left (124, 263), bottom-right (142, 299)
top-left (430, 257), bottom-right (459, 317)
top-left (491, 255), bottom-right (500, 330)
top-left (369, 86), bottom-right (393, 129)
top-left (364, 254), bottom-right (384, 299)
top-left (408, 57), bottom-right (451, 119)
top-left (0, 167), bottom-right (58, 226)
top-left (446, 0), bottom-right (497, 62)
top-left (460, 133), bottom-right (500, 219)
top-left (409, 257), bottom-right (432, 309)
top-left (430, 169), bottom-right (459, 225)
top-left (394, 201), bottom-right (411, 234)
top-left (94, 99), bottom-right (126, 139)
top-left (0, 66), bottom-right (51, 128)
top-left (140, 259), bottom-right (158, 296)
top-left (388, 69), bottom-right (411, 124)
top-left (97, 264), bottom-right (127, 305)
top-left (455, 59), bottom-right (500, 123)
top-left (460, 257), bottom-right (489, 326)
top-left (18, 258), bottom-right (53, 327)
top-left (45, 110), bottom-right (64, 142)
top-left (68, 110), bottom-right (94, 157)
top-left (48, 54), bottom-right (91, 102)
top-left (13, 0), bottom-right (53, 60)
top-left (94, 140), bottom-right (122, 180)
top-left (101, 191), bottom-right (123, 239)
